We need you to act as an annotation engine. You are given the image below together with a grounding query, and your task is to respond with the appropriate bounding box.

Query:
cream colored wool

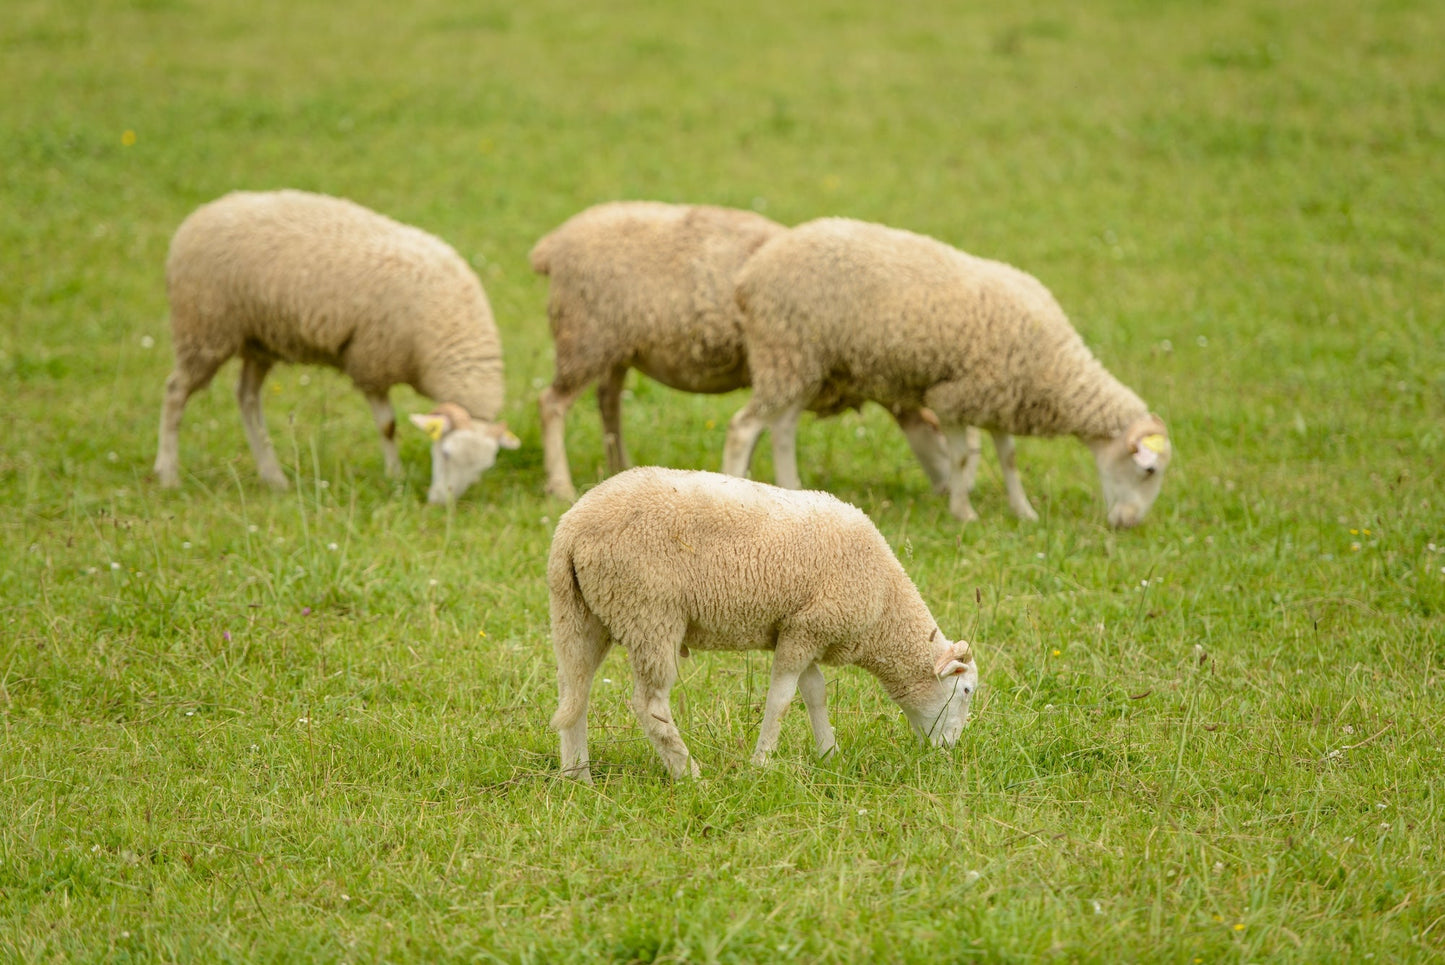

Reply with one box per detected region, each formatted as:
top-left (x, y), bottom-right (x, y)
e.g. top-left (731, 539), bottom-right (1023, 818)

top-left (530, 202), bottom-right (951, 500)
top-left (725, 217), bottom-right (1172, 527)
top-left (547, 466), bottom-right (978, 782)
top-left (154, 190), bottom-right (514, 503)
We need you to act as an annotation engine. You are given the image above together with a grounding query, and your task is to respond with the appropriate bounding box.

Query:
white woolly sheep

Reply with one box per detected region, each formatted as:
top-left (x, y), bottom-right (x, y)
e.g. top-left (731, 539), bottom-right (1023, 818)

top-left (155, 189), bottom-right (519, 504)
top-left (529, 201), bottom-right (952, 500)
top-left (724, 217), bottom-right (1173, 528)
top-left (548, 466), bottom-right (979, 782)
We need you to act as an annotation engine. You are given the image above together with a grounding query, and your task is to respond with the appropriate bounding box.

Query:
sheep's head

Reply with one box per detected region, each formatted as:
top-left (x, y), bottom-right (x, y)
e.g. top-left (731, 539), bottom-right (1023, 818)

top-left (1090, 413), bottom-right (1171, 528)
top-left (409, 403), bottom-right (520, 505)
top-left (903, 630), bottom-right (978, 747)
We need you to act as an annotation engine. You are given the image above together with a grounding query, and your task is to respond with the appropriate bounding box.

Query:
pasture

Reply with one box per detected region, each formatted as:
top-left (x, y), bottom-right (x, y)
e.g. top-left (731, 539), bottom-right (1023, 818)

top-left (2, 0), bottom-right (1442, 960)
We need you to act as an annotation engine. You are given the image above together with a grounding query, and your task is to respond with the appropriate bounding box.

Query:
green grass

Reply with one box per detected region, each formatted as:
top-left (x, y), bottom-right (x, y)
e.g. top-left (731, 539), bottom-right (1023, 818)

top-left (3, 0), bottom-right (1443, 960)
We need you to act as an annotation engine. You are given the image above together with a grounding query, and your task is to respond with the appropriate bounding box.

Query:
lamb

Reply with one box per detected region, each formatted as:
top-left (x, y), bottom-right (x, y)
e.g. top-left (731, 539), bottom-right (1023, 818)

top-left (724, 217), bottom-right (1173, 528)
top-left (154, 189), bottom-right (519, 504)
top-left (529, 201), bottom-right (952, 500)
top-left (548, 466), bottom-right (979, 782)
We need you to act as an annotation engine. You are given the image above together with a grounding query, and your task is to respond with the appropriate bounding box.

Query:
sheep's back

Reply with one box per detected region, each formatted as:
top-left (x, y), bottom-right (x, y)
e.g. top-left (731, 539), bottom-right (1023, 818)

top-left (554, 467), bottom-right (897, 648)
top-left (537, 202), bottom-right (783, 393)
top-left (737, 218), bottom-right (1095, 422)
top-left (166, 191), bottom-right (485, 375)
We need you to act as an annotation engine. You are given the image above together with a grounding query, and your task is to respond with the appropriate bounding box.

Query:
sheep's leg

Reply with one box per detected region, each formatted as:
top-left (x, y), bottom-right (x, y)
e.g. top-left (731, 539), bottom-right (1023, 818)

top-left (891, 407), bottom-right (953, 494)
top-left (237, 355), bottom-right (289, 490)
top-left (365, 391), bottom-right (402, 479)
top-left (553, 635), bottom-right (613, 786)
top-left (768, 400), bottom-right (808, 490)
top-left (958, 426), bottom-right (983, 494)
top-left (944, 427), bottom-right (980, 522)
top-left (627, 626), bottom-right (700, 779)
top-left (726, 393), bottom-right (804, 481)
top-left (596, 364), bottom-right (631, 476)
top-left (155, 367), bottom-right (201, 487)
top-left (751, 658), bottom-right (806, 766)
top-left (797, 662), bottom-right (836, 758)
top-left (539, 383), bottom-right (582, 501)
top-left (722, 400), bottom-right (768, 478)
top-left (991, 430), bottom-right (1038, 521)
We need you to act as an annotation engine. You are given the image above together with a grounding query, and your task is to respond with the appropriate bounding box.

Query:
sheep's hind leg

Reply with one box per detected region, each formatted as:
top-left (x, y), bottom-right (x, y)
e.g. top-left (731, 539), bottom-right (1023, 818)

top-left (725, 394), bottom-right (804, 482)
top-left (627, 625), bottom-right (700, 779)
top-left (768, 400), bottom-right (808, 490)
top-left (891, 407), bottom-right (953, 495)
top-left (237, 354), bottom-right (288, 490)
top-left (797, 662), bottom-right (836, 759)
top-left (991, 430), bottom-right (1038, 521)
top-left (722, 401), bottom-right (768, 479)
top-left (553, 634), bottom-right (613, 785)
top-left (597, 364), bottom-right (631, 476)
top-left (155, 367), bottom-right (202, 487)
top-left (365, 391), bottom-right (402, 479)
top-left (539, 382), bottom-right (583, 501)
top-left (943, 427), bottom-right (980, 522)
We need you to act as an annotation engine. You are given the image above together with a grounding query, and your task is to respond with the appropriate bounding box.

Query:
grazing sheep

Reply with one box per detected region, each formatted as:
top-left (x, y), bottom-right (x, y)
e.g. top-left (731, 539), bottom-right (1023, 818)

top-left (154, 190), bottom-right (518, 504)
top-left (529, 201), bottom-right (952, 500)
top-left (725, 217), bottom-right (1173, 528)
top-left (548, 466), bottom-right (979, 782)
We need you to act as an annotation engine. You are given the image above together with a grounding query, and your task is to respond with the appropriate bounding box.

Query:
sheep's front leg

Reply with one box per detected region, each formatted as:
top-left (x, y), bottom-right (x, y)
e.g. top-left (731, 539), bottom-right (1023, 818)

top-left (237, 355), bottom-right (289, 490)
top-left (943, 428), bottom-right (979, 522)
top-left (751, 659), bottom-right (806, 766)
top-left (365, 391), bottom-right (402, 479)
top-left (797, 662), bottom-right (836, 758)
top-left (991, 430), bottom-right (1038, 521)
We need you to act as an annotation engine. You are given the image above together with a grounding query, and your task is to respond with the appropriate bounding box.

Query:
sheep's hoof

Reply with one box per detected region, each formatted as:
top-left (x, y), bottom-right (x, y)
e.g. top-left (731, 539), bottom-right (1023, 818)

top-left (560, 764), bottom-right (593, 785)
top-left (949, 502), bottom-right (980, 523)
top-left (544, 481), bottom-right (577, 502)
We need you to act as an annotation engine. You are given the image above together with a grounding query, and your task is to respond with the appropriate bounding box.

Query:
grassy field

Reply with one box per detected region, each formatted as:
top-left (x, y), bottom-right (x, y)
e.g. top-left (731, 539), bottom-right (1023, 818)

top-left (3, 0), bottom-right (1443, 960)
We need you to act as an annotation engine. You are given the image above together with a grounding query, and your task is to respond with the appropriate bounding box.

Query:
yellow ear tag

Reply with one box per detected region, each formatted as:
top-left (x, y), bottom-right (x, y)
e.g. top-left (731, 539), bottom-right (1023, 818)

top-left (1140, 433), bottom-right (1167, 454)
top-left (422, 417), bottom-right (445, 442)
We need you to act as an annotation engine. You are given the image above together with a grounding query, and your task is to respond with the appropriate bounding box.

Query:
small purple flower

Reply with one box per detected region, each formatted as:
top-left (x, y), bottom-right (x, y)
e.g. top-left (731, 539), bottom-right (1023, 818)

top-left (223, 631), bottom-right (232, 642)
top-left (302, 607), bottom-right (312, 616)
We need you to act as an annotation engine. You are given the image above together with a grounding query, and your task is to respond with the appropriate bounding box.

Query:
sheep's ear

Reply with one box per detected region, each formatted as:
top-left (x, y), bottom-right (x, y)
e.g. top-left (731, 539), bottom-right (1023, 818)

top-left (1131, 432), bottom-right (1168, 471)
top-left (410, 412), bottom-right (451, 442)
top-left (934, 641), bottom-right (974, 678)
top-left (490, 423), bottom-right (522, 450)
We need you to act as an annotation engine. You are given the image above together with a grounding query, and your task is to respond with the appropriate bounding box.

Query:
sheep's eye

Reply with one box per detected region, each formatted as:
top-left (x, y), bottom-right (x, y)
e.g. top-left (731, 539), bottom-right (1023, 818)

top-left (1144, 465), bottom-right (1157, 477)
top-left (963, 686), bottom-right (973, 696)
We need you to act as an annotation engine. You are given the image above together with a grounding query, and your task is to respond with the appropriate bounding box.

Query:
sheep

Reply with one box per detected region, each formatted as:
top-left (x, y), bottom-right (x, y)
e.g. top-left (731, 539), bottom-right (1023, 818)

top-left (154, 189), bottom-right (518, 504)
top-left (548, 466), bottom-right (979, 782)
top-left (529, 201), bottom-right (953, 500)
top-left (724, 217), bottom-right (1173, 528)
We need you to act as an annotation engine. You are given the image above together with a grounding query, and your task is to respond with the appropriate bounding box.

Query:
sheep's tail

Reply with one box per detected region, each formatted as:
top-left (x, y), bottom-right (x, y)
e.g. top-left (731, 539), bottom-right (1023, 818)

top-left (547, 528), bottom-right (609, 732)
top-left (528, 229), bottom-right (560, 276)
